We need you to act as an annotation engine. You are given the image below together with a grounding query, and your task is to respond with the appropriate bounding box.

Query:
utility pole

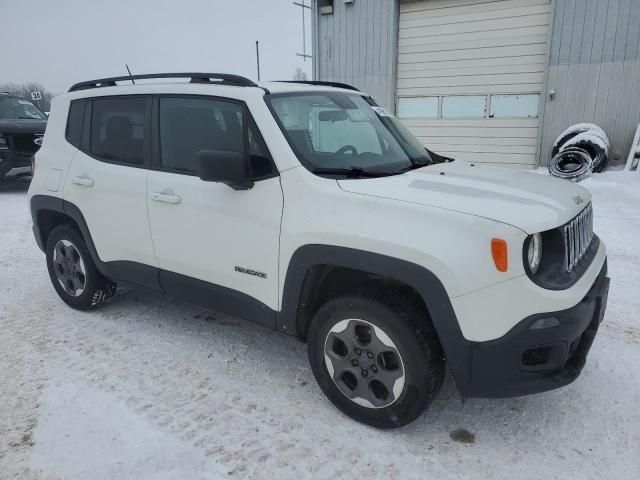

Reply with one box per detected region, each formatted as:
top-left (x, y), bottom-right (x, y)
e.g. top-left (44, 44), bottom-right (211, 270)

top-left (293, 1), bottom-right (312, 61)
top-left (255, 41), bottom-right (261, 81)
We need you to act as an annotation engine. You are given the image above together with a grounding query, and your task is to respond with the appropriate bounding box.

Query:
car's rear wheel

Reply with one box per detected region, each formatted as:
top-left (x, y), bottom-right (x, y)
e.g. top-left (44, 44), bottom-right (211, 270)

top-left (46, 225), bottom-right (116, 310)
top-left (308, 292), bottom-right (444, 428)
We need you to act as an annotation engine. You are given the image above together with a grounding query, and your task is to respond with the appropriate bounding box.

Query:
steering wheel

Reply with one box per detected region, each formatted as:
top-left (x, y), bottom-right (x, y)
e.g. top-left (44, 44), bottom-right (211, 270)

top-left (335, 145), bottom-right (358, 156)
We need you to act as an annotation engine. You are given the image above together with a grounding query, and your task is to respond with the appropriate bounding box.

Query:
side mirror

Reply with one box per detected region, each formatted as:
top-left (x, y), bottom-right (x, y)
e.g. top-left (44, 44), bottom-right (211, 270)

top-left (196, 150), bottom-right (253, 190)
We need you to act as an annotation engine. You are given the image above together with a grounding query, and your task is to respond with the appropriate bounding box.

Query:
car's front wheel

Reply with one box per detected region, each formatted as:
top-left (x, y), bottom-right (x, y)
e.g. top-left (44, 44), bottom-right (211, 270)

top-left (46, 224), bottom-right (116, 310)
top-left (308, 292), bottom-right (444, 428)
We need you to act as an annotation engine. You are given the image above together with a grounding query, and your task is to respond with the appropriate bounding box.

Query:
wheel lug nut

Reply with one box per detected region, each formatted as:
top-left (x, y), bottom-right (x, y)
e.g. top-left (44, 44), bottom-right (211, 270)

top-left (352, 359), bottom-right (358, 367)
top-left (355, 348), bottom-right (362, 355)
top-left (361, 368), bottom-right (368, 377)
top-left (371, 365), bottom-right (378, 373)
top-left (367, 352), bottom-right (373, 359)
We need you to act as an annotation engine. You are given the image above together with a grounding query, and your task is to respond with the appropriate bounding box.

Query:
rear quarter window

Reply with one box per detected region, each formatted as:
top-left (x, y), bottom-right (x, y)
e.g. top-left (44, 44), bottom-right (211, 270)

top-left (65, 100), bottom-right (86, 148)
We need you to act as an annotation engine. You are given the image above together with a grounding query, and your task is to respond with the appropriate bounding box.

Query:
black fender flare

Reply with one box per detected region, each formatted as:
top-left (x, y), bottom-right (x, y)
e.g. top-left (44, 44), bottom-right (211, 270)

top-left (30, 194), bottom-right (161, 291)
top-left (31, 194), bottom-right (97, 258)
top-left (277, 244), bottom-right (471, 389)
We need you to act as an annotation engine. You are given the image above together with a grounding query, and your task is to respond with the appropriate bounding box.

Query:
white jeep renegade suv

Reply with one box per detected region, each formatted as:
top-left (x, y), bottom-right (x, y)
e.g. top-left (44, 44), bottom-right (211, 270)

top-left (28, 73), bottom-right (610, 428)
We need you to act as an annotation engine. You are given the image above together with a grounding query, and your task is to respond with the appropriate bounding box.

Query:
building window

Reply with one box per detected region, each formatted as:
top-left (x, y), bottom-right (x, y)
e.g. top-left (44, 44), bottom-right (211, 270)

top-left (441, 95), bottom-right (487, 118)
top-left (397, 97), bottom-right (438, 118)
top-left (395, 94), bottom-right (539, 119)
top-left (490, 94), bottom-right (540, 118)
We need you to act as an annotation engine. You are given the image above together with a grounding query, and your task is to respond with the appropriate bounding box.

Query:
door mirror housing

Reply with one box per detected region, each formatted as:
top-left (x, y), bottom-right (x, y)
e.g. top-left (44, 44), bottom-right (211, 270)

top-left (197, 150), bottom-right (254, 190)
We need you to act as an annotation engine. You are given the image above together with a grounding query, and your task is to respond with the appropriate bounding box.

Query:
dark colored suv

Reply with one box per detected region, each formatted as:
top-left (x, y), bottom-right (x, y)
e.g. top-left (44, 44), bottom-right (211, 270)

top-left (0, 93), bottom-right (47, 181)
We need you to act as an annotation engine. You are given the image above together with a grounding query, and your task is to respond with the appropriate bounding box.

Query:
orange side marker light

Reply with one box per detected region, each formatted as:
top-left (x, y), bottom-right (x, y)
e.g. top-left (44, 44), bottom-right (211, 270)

top-left (491, 238), bottom-right (508, 272)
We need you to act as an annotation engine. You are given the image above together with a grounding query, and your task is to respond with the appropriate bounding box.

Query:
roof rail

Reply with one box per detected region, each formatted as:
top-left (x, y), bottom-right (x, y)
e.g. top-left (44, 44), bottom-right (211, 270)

top-left (68, 72), bottom-right (258, 92)
top-left (276, 80), bottom-right (360, 92)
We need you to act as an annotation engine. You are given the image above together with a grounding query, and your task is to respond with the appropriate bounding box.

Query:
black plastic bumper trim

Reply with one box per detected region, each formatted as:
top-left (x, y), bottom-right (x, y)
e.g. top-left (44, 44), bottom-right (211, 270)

top-left (460, 260), bottom-right (609, 398)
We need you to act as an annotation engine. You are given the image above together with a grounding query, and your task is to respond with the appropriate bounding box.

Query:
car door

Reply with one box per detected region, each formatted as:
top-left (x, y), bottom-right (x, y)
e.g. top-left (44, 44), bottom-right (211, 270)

top-left (146, 95), bottom-right (283, 315)
top-left (63, 96), bottom-right (159, 275)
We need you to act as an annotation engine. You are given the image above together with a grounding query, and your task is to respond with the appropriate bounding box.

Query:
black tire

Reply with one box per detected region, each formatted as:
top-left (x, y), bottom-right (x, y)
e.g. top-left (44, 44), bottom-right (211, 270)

top-left (559, 132), bottom-right (609, 173)
top-left (549, 147), bottom-right (593, 182)
top-left (45, 224), bottom-right (116, 310)
top-left (551, 123), bottom-right (608, 158)
top-left (308, 292), bottom-right (444, 429)
top-left (551, 130), bottom-right (582, 159)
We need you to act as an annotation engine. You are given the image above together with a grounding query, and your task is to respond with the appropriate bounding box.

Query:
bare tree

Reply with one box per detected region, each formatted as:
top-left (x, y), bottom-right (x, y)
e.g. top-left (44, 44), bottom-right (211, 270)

top-left (292, 68), bottom-right (308, 81)
top-left (0, 82), bottom-right (55, 112)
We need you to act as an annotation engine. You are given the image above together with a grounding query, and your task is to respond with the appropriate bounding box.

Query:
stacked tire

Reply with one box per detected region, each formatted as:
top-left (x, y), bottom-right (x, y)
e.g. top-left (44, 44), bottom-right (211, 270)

top-left (549, 123), bottom-right (609, 182)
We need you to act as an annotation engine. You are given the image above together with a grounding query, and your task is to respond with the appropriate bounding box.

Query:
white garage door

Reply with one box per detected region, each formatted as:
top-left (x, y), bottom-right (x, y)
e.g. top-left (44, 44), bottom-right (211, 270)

top-left (397, 0), bottom-right (551, 167)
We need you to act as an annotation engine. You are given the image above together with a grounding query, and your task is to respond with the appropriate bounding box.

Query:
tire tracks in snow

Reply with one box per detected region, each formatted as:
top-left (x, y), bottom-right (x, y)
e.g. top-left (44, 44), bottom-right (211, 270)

top-left (32, 290), bottom-right (448, 478)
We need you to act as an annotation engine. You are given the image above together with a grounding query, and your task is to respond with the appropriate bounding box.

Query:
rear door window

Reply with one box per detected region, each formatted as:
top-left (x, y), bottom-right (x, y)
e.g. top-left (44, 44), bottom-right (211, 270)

top-left (90, 97), bottom-right (148, 165)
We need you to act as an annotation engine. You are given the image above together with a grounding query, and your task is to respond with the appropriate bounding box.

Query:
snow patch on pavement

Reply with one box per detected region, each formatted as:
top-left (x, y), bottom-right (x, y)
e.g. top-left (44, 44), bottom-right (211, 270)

top-left (1, 173), bottom-right (639, 479)
top-left (30, 380), bottom-right (227, 480)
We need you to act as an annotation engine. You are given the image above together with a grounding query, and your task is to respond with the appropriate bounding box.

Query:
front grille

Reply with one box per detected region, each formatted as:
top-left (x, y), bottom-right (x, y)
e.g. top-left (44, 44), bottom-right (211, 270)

top-left (8, 133), bottom-right (41, 154)
top-left (563, 203), bottom-right (594, 272)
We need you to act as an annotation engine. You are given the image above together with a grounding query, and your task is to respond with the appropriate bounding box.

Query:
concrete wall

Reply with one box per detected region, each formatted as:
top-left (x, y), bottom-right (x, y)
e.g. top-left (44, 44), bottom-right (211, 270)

top-left (539, 0), bottom-right (640, 166)
top-left (312, 0), bottom-right (399, 111)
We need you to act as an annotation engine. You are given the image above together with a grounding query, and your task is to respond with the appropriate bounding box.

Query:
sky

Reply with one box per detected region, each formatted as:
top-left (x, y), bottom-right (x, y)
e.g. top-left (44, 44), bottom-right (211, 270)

top-left (0, 0), bottom-right (312, 93)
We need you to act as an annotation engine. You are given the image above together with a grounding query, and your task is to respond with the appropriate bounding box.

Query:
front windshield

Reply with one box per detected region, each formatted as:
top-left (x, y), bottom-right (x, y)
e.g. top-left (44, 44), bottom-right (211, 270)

top-left (267, 92), bottom-right (432, 175)
top-left (0, 96), bottom-right (47, 120)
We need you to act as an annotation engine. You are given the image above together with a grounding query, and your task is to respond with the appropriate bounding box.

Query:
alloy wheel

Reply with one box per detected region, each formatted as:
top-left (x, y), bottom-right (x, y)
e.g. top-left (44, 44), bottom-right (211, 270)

top-left (323, 318), bottom-right (405, 408)
top-left (53, 239), bottom-right (87, 297)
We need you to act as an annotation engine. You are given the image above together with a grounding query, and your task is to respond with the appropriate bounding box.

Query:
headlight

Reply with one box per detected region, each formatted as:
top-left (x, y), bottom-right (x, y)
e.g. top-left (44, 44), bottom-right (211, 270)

top-left (526, 233), bottom-right (543, 274)
top-left (0, 134), bottom-right (8, 150)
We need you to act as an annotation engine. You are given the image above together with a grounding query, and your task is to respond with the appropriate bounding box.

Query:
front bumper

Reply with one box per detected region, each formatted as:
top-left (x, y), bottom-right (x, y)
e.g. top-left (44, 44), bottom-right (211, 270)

top-left (453, 260), bottom-right (609, 398)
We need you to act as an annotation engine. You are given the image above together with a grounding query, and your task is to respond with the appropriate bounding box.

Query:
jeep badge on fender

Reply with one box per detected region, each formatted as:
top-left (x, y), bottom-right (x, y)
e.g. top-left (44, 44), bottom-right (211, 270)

top-left (235, 266), bottom-right (267, 279)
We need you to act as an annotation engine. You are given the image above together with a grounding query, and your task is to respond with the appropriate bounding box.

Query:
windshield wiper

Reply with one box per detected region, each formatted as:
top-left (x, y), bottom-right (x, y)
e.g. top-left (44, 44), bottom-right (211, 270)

top-left (311, 167), bottom-right (393, 178)
top-left (392, 160), bottom-right (433, 175)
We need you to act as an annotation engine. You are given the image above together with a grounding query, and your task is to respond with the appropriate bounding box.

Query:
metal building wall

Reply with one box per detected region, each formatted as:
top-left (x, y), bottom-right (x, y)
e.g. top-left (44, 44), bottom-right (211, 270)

top-left (312, 0), bottom-right (399, 111)
top-left (539, 0), bottom-right (640, 166)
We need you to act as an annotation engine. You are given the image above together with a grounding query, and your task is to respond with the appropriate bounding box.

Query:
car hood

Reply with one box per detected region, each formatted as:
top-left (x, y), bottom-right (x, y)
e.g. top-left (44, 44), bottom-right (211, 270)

top-left (0, 119), bottom-right (47, 134)
top-left (337, 161), bottom-right (591, 234)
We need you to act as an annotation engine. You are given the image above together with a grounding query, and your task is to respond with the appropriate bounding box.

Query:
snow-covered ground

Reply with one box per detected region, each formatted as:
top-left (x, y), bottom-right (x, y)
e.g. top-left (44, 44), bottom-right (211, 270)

top-left (1, 172), bottom-right (639, 480)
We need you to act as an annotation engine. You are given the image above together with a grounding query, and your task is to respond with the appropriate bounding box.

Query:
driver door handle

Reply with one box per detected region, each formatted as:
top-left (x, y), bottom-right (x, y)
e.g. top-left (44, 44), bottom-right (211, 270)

top-left (152, 191), bottom-right (182, 205)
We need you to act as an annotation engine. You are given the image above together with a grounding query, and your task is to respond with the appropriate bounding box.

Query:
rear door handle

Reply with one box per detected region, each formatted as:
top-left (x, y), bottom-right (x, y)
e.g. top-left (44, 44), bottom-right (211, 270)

top-left (152, 191), bottom-right (182, 204)
top-left (71, 176), bottom-right (94, 187)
